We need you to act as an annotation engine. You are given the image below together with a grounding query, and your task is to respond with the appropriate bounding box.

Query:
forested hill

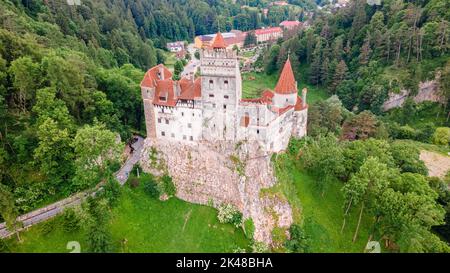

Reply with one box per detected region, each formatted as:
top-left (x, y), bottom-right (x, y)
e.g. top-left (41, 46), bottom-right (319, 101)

top-left (263, 0), bottom-right (449, 116)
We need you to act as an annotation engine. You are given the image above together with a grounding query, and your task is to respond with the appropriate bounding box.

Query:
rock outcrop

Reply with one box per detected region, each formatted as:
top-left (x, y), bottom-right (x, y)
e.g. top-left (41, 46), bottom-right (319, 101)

top-left (139, 138), bottom-right (293, 244)
top-left (383, 79), bottom-right (444, 111)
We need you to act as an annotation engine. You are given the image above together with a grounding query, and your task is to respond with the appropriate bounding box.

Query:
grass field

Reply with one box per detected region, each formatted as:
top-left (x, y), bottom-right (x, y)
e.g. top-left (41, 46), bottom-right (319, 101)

top-left (164, 51), bottom-right (177, 71)
top-left (242, 72), bottom-right (328, 104)
top-left (2, 174), bottom-right (249, 253)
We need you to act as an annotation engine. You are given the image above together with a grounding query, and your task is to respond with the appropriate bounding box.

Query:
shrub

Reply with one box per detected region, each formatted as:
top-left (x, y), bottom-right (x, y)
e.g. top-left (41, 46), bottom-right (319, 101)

top-left (433, 127), bottom-right (450, 146)
top-left (143, 177), bottom-right (159, 198)
top-left (285, 224), bottom-right (310, 253)
top-left (243, 219), bottom-right (255, 239)
top-left (159, 174), bottom-right (176, 196)
top-left (61, 208), bottom-right (81, 233)
top-left (101, 178), bottom-right (121, 207)
top-left (129, 177), bottom-right (140, 188)
top-left (251, 241), bottom-right (269, 253)
top-left (217, 204), bottom-right (243, 228)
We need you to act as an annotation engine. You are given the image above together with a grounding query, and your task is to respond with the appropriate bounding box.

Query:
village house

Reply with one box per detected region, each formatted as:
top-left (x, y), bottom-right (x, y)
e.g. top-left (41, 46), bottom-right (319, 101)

top-left (166, 41), bottom-right (185, 52)
top-left (279, 20), bottom-right (302, 31)
top-left (141, 32), bottom-right (308, 152)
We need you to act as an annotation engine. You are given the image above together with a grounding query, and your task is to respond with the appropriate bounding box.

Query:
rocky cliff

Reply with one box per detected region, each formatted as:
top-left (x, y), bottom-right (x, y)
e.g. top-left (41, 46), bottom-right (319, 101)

top-left (139, 138), bottom-right (293, 244)
top-left (383, 79), bottom-right (444, 111)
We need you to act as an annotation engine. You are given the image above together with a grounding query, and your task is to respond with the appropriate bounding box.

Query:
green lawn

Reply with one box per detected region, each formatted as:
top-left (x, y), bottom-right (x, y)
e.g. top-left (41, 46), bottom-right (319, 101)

top-left (242, 72), bottom-right (328, 104)
top-left (2, 174), bottom-right (249, 253)
top-left (164, 51), bottom-right (177, 71)
top-left (267, 155), bottom-right (373, 253)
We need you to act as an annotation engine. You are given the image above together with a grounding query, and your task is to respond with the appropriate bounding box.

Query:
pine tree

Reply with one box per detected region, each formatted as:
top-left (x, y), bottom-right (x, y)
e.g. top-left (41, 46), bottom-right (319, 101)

top-left (330, 60), bottom-right (348, 93)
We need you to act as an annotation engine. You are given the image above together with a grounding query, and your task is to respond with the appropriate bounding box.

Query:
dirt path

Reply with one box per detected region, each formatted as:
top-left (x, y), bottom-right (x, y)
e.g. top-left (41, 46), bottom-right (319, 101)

top-left (420, 150), bottom-right (450, 178)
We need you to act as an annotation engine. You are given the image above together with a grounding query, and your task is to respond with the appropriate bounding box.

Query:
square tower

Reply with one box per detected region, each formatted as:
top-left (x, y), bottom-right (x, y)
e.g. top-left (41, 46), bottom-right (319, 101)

top-left (200, 32), bottom-right (242, 141)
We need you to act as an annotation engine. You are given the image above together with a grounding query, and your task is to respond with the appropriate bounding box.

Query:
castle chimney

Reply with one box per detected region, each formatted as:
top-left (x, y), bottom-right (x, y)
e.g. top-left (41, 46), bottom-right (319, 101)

top-left (301, 88), bottom-right (307, 108)
top-left (159, 65), bottom-right (164, 80)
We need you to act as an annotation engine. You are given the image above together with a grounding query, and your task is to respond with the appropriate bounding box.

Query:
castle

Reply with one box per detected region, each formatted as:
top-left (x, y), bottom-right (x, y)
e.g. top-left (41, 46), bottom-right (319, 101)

top-left (140, 32), bottom-right (308, 152)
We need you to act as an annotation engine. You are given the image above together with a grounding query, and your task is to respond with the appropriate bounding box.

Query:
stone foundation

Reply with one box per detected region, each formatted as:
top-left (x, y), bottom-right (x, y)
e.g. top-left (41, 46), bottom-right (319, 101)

top-left (139, 138), bottom-right (293, 244)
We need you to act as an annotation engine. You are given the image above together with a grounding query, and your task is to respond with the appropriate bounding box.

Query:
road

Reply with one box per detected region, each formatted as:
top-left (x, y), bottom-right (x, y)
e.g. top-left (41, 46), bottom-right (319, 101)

top-left (181, 43), bottom-right (200, 78)
top-left (0, 135), bottom-right (145, 239)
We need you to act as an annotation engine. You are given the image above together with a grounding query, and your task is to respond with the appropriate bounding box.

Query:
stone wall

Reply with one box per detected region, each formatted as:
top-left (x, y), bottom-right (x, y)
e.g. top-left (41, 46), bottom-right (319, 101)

top-left (139, 138), bottom-right (293, 244)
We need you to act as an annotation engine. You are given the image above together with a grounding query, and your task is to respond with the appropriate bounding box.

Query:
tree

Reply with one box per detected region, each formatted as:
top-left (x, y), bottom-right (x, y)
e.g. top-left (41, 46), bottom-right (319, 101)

top-left (8, 56), bottom-right (40, 112)
top-left (341, 111), bottom-right (381, 141)
top-left (307, 95), bottom-right (345, 137)
top-left (390, 142), bottom-right (428, 175)
top-left (71, 123), bottom-right (122, 190)
top-left (330, 60), bottom-right (348, 93)
top-left (264, 44), bottom-right (280, 75)
top-left (285, 224), bottom-right (310, 253)
top-left (33, 87), bottom-right (74, 129)
top-left (432, 127), bottom-right (450, 145)
top-left (86, 197), bottom-right (112, 253)
top-left (34, 118), bottom-right (74, 191)
top-left (301, 135), bottom-right (345, 194)
top-left (0, 184), bottom-right (22, 241)
top-left (244, 31), bottom-right (257, 47)
top-left (341, 157), bottom-right (391, 242)
top-left (173, 60), bottom-right (184, 81)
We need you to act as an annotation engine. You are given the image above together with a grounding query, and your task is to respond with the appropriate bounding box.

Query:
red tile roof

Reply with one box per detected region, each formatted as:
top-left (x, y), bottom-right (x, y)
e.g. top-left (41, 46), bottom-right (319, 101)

top-left (141, 64), bottom-right (202, 107)
top-left (255, 27), bottom-right (283, 36)
top-left (178, 77), bottom-right (202, 100)
top-left (274, 58), bottom-right (297, 94)
top-left (280, 21), bottom-right (301, 27)
top-left (141, 64), bottom-right (173, 88)
top-left (153, 79), bottom-right (177, 107)
top-left (240, 90), bottom-right (274, 105)
top-left (211, 32), bottom-right (227, 49)
top-left (295, 95), bottom-right (307, 111)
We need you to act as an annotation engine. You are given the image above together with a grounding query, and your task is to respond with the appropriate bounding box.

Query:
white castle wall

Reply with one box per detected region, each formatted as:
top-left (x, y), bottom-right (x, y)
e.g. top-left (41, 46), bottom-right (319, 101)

top-left (154, 104), bottom-right (203, 142)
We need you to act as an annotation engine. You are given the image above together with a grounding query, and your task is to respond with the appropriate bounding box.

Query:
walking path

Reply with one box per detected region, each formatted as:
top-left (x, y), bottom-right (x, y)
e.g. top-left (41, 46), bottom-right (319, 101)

top-left (0, 136), bottom-right (145, 239)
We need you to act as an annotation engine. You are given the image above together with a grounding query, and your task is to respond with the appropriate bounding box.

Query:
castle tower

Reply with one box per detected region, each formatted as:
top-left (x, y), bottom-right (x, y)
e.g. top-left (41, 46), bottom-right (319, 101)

top-left (200, 32), bottom-right (242, 141)
top-left (273, 57), bottom-right (298, 108)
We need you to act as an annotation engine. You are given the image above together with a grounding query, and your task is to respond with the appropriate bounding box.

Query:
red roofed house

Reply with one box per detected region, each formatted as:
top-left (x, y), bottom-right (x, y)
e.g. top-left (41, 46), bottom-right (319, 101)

top-left (279, 20), bottom-right (302, 30)
top-left (141, 32), bottom-right (308, 152)
top-left (254, 27), bottom-right (283, 43)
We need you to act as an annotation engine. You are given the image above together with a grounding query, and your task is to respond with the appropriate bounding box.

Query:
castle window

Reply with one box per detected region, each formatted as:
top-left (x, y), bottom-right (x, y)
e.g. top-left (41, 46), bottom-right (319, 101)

top-left (159, 96), bottom-right (167, 102)
top-left (209, 94), bottom-right (214, 98)
top-left (188, 123), bottom-right (192, 128)
top-left (224, 80), bottom-right (229, 88)
top-left (183, 135), bottom-right (187, 140)
top-left (165, 119), bottom-right (169, 124)
top-left (189, 136), bottom-right (193, 141)
top-left (224, 95), bottom-right (229, 99)
top-left (181, 112), bottom-right (184, 117)
top-left (158, 118), bottom-right (161, 123)
top-left (192, 113), bottom-right (195, 117)
top-left (213, 103), bottom-right (216, 108)
top-left (171, 133), bottom-right (175, 138)
top-left (257, 129), bottom-right (260, 134)
top-left (223, 104), bottom-right (227, 109)
top-left (161, 131), bottom-right (165, 136)
top-left (209, 80), bottom-right (213, 88)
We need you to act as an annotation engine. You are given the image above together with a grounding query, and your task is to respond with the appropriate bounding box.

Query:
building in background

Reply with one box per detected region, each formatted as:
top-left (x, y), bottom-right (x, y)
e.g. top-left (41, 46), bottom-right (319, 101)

top-left (167, 41), bottom-right (185, 52)
top-left (254, 27), bottom-right (283, 43)
top-left (194, 31), bottom-right (246, 49)
top-left (279, 20), bottom-right (302, 31)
